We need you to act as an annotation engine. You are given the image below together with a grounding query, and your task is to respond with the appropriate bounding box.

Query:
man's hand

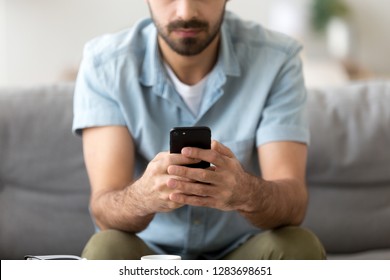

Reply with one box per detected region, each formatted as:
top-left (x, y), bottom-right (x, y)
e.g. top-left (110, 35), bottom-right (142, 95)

top-left (134, 151), bottom-right (202, 214)
top-left (166, 140), bottom-right (253, 211)
top-left (83, 126), bottom-right (211, 232)
top-left (166, 140), bottom-right (308, 229)
top-left (83, 125), bottom-right (307, 231)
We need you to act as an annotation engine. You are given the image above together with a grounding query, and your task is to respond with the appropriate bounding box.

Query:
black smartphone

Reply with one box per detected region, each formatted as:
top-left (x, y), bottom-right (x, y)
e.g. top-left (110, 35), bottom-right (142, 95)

top-left (170, 126), bottom-right (211, 169)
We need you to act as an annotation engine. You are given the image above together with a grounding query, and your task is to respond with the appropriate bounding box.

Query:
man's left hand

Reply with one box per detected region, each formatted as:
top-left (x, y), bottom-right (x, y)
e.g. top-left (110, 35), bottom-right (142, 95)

top-left (167, 140), bottom-right (255, 211)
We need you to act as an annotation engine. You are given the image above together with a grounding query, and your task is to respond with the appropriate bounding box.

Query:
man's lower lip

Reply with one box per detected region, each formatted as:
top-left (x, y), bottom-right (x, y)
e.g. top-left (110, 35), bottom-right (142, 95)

top-left (173, 30), bottom-right (201, 37)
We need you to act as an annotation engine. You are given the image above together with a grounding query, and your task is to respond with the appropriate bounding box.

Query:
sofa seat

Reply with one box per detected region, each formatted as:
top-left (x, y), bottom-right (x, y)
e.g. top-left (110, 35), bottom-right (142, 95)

top-left (0, 84), bottom-right (94, 259)
top-left (303, 80), bottom-right (390, 259)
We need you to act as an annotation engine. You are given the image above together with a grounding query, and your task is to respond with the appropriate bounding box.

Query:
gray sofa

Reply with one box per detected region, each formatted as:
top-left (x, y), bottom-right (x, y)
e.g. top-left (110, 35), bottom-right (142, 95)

top-left (1, 81), bottom-right (389, 260)
top-left (0, 84), bottom-right (94, 259)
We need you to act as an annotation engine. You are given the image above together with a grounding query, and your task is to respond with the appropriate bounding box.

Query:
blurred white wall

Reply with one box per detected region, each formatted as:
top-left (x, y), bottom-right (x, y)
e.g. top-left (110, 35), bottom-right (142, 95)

top-left (1, 0), bottom-right (389, 87)
top-left (3, 0), bottom-right (149, 86)
top-left (1, 0), bottom-right (272, 87)
top-left (345, 0), bottom-right (390, 74)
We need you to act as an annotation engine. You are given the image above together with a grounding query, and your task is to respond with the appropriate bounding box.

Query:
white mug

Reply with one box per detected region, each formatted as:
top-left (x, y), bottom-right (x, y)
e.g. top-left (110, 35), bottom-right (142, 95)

top-left (141, 254), bottom-right (181, 260)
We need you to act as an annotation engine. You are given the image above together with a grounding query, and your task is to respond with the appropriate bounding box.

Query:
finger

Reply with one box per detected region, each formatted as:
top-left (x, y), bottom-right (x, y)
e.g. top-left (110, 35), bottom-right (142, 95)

top-left (169, 153), bottom-right (201, 166)
top-left (169, 192), bottom-right (217, 208)
top-left (167, 165), bottom-right (216, 184)
top-left (181, 146), bottom-right (225, 167)
top-left (161, 199), bottom-right (185, 212)
top-left (207, 166), bottom-right (216, 171)
top-left (170, 180), bottom-right (218, 197)
top-left (167, 178), bottom-right (218, 197)
top-left (211, 140), bottom-right (234, 158)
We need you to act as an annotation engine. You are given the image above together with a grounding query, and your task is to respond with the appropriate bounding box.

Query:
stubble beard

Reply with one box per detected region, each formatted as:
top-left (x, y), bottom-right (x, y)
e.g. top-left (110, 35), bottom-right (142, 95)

top-left (150, 9), bottom-right (226, 56)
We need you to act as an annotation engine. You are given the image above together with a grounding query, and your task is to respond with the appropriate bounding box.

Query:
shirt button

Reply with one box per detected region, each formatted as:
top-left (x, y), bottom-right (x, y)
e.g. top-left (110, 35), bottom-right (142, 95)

top-left (193, 219), bottom-right (201, 225)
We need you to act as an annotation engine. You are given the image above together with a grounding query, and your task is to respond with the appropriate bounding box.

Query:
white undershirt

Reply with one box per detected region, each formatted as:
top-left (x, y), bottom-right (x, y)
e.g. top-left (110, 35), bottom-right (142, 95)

top-left (164, 63), bottom-right (209, 116)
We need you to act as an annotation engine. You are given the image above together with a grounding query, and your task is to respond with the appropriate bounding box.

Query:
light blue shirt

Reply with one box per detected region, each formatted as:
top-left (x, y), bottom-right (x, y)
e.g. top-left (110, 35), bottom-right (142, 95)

top-left (73, 11), bottom-right (309, 259)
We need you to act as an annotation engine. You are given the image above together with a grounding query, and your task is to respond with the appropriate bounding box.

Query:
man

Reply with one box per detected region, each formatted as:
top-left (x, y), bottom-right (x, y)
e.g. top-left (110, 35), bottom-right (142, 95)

top-left (73, 0), bottom-right (326, 260)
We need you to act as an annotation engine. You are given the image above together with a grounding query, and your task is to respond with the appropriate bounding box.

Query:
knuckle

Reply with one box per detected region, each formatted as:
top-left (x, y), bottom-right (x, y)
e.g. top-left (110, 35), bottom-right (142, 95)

top-left (155, 178), bottom-right (167, 191)
top-left (198, 170), bottom-right (208, 181)
top-left (168, 202), bottom-right (178, 209)
top-left (178, 166), bottom-right (187, 177)
top-left (148, 163), bottom-right (158, 173)
top-left (200, 187), bottom-right (211, 198)
top-left (208, 151), bottom-right (219, 164)
top-left (167, 155), bottom-right (176, 166)
top-left (154, 152), bottom-right (165, 161)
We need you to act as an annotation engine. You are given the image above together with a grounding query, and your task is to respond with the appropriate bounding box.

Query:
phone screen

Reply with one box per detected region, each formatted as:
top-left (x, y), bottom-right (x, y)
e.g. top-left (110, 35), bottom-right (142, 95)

top-left (170, 126), bottom-right (211, 168)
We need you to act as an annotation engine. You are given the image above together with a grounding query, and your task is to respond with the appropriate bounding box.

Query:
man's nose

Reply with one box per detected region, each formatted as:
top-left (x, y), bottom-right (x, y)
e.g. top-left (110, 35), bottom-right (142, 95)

top-left (176, 0), bottom-right (199, 21)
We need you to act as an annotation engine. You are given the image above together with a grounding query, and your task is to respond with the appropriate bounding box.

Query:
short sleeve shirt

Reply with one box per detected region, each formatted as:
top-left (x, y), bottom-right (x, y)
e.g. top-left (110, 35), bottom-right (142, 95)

top-left (73, 11), bottom-right (309, 259)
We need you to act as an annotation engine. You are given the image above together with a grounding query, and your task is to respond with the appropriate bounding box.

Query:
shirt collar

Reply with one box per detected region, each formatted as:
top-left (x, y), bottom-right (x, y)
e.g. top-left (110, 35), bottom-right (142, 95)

top-left (219, 20), bottom-right (241, 77)
top-left (139, 22), bottom-right (161, 87)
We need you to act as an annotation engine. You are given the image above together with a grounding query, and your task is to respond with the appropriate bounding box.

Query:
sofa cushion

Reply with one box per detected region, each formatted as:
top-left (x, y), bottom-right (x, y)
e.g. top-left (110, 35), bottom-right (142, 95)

top-left (0, 84), bottom-right (94, 259)
top-left (304, 80), bottom-right (390, 256)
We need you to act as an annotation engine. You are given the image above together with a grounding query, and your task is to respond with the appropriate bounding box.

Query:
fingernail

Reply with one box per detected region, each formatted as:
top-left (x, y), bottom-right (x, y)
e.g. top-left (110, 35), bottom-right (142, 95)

top-left (182, 147), bottom-right (191, 156)
top-left (168, 179), bottom-right (177, 188)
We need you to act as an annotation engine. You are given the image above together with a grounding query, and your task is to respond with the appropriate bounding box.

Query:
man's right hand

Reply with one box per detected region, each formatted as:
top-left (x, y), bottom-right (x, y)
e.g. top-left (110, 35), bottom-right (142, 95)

top-left (133, 151), bottom-right (200, 214)
top-left (82, 126), bottom-right (200, 232)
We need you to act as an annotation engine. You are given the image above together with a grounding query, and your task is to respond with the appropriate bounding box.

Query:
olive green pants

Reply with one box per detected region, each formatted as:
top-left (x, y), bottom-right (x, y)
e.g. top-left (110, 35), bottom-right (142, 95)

top-left (81, 226), bottom-right (326, 260)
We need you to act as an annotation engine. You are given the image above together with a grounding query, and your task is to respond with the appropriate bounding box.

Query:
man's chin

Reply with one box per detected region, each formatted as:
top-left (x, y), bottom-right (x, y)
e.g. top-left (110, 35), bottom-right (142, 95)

top-left (168, 41), bottom-right (207, 56)
top-left (172, 47), bottom-right (206, 57)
